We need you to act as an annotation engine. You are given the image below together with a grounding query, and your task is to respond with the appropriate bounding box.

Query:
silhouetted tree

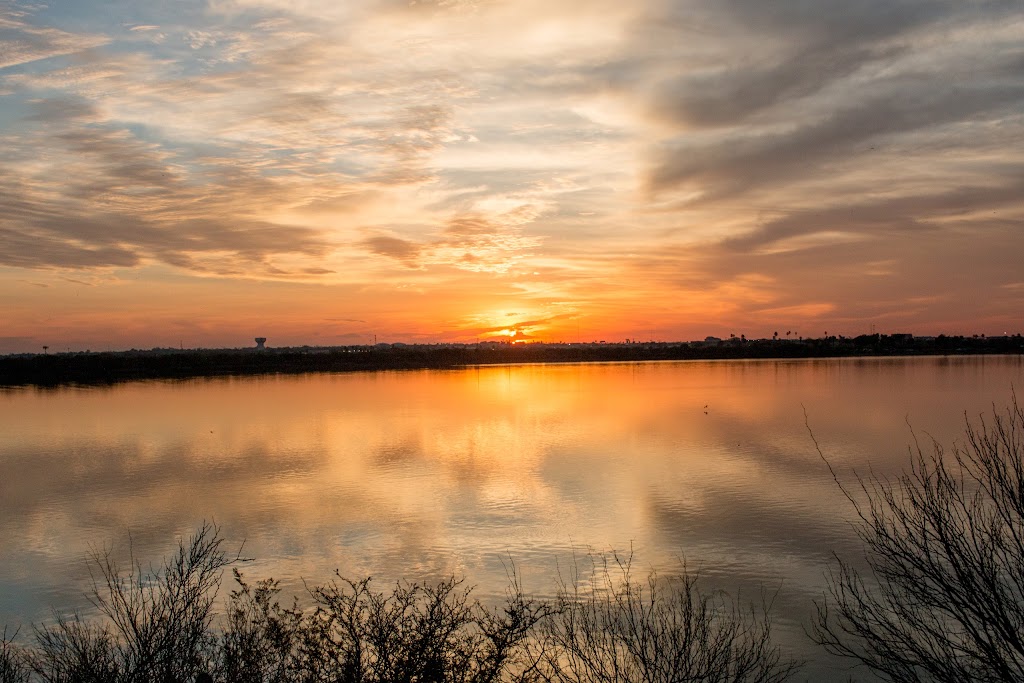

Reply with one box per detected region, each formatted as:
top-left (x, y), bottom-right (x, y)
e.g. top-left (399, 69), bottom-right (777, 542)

top-left (29, 522), bottom-right (240, 683)
top-left (5, 530), bottom-right (801, 682)
top-left (812, 398), bottom-right (1024, 682)
top-left (217, 571), bottom-right (304, 683)
top-left (295, 570), bottom-right (549, 683)
top-left (535, 554), bottom-right (799, 683)
top-left (1, 628), bottom-right (29, 683)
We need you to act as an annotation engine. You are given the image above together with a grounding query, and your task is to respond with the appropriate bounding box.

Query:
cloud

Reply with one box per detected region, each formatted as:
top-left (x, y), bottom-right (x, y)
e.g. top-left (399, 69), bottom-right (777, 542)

top-left (432, 214), bottom-right (541, 273)
top-left (0, 115), bottom-right (336, 275)
top-left (358, 211), bottom-right (543, 274)
top-left (455, 312), bottom-right (577, 338)
top-left (719, 179), bottom-right (1024, 253)
top-left (26, 95), bottom-right (100, 122)
top-left (360, 235), bottom-right (424, 266)
top-left (645, 0), bottom-right (945, 128)
top-left (0, 226), bottom-right (140, 269)
top-left (753, 303), bottom-right (836, 319)
top-left (1, 0), bottom-right (1023, 347)
top-left (0, 3), bottom-right (558, 286)
top-left (642, 1), bottom-right (1024, 201)
top-left (61, 277), bottom-right (94, 286)
top-left (648, 76), bottom-right (1024, 201)
top-left (0, 9), bottom-right (108, 70)
top-left (644, 0), bottom-right (1017, 120)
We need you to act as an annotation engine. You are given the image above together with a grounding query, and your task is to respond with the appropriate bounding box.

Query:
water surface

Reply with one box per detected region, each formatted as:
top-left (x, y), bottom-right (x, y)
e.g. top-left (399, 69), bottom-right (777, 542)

top-left (2, 355), bottom-right (1021, 678)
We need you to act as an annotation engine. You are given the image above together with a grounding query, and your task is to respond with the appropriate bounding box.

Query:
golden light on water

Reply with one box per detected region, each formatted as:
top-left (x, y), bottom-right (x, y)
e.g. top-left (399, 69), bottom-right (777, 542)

top-left (3, 357), bottom-right (1023, 676)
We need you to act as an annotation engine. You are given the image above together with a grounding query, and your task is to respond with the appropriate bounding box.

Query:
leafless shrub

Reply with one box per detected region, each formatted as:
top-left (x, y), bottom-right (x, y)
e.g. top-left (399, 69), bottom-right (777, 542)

top-left (30, 521), bottom-right (240, 683)
top-left (1, 628), bottom-right (31, 683)
top-left (812, 398), bottom-right (1024, 682)
top-left (535, 553), bottom-right (799, 683)
top-left (6, 527), bottom-right (798, 683)
top-left (29, 616), bottom-right (119, 683)
top-left (216, 570), bottom-right (305, 683)
top-left (297, 568), bottom-right (550, 683)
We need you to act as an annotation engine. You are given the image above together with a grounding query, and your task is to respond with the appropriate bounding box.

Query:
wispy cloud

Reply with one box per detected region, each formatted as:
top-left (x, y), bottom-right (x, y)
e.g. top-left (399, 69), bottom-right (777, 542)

top-left (0, 8), bottom-right (108, 69)
top-left (360, 235), bottom-right (423, 267)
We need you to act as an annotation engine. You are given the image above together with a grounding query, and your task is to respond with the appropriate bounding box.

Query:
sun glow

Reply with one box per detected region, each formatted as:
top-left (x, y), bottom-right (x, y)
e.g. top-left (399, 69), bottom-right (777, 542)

top-left (481, 326), bottom-right (537, 344)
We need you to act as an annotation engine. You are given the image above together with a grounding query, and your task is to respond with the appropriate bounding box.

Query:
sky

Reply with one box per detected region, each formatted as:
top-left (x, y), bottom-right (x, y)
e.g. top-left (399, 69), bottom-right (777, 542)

top-left (1, 0), bottom-right (1022, 352)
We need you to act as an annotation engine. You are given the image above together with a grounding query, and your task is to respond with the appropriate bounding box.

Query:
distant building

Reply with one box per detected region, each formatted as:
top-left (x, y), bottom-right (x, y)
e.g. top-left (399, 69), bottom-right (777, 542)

top-left (255, 337), bottom-right (267, 350)
top-left (704, 336), bottom-right (722, 343)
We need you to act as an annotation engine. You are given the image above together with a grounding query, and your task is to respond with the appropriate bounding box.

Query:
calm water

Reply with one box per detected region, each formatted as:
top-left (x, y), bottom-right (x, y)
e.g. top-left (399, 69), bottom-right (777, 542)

top-left (2, 355), bottom-right (1022, 678)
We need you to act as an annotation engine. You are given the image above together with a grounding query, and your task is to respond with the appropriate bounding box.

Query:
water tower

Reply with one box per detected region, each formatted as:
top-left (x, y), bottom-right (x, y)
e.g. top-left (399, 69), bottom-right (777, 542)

top-left (254, 337), bottom-right (267, 350)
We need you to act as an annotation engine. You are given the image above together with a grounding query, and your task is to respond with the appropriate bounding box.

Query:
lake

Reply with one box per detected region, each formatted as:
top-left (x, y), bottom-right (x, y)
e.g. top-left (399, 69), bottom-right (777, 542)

top-left (2, 355), bottom-right (1022, 679)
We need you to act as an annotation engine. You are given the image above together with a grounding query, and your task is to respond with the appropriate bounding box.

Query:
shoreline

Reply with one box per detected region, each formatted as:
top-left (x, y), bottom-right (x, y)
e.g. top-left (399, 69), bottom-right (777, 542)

top-left (2, 335), bottom-right (1021, 387)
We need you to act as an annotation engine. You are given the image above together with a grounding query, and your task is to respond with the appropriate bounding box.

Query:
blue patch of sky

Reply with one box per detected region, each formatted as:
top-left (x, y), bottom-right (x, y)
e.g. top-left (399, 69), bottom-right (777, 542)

top-left (5, 1), bottom-right (250, 85)
top-left (435, 168), bottom-right (553, 195)
top-left (326, 158), bottom-right (374, 177)
top-left (29, 0), bottom-right (210, 34)
top-left (0, 58), bottom-right (79, 128)
top-left (0, 49), bottom-right (76, 80)
top-left (24, 2), bottom-right (252, 75)
top-left (0, 94), bottom-right (29, 129)
top-left (120, 121), bottom-right (153, 140)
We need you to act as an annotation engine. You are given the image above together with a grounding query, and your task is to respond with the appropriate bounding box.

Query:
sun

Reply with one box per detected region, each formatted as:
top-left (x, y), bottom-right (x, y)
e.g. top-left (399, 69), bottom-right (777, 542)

top-left (482, 327), bottom-right (534, 343)
top-left (471, 309), bottom-right (549, 343)
top-left (508, 328), bottom-right (535, 343)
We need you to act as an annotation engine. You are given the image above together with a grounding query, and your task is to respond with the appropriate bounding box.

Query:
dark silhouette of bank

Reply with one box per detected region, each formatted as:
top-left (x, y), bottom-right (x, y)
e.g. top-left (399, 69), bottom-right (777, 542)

top-left (1, 334), bottom-right (1021, 388)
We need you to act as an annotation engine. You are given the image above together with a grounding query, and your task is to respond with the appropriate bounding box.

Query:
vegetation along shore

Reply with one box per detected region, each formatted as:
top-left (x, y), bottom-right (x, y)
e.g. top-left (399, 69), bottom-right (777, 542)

top-left (1, 334), bottom-right (1021, 387)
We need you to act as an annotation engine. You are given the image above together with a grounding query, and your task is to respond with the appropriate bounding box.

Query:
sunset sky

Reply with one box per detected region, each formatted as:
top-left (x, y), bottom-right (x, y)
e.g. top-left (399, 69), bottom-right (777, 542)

top-left (1, 0), bottom-right (1022, 352)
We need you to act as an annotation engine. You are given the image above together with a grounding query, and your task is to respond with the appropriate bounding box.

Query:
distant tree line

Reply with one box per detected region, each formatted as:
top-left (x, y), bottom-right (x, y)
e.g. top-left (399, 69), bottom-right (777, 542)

top-left (1, 334), bottom-right (1021, 388)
